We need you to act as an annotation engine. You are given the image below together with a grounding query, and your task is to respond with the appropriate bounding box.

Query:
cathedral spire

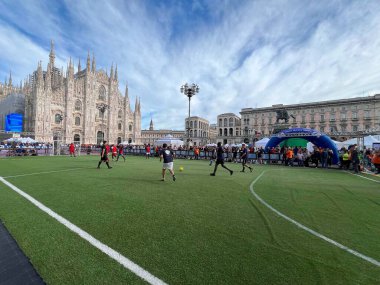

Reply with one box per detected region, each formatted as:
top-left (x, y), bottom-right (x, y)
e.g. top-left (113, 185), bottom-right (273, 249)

top-left (149, 116), bottom-right (154, 131)
top-left (8, 70), bottom-right (12, 87)
top-left (115, 64), bottom-right (118, 81)
top-left (110, 63), bottom-right (114, 80)
top-left (124, 84), bottom-right (129, 98)
top-left (37, 61), bottom-right (43, 87)
top-left (134, 96), bottom-right (138, 113)
top-left (78, 59), bottom-right (81, 73)
top-left (92, 52), bottom-right (96, 72)
top-left (86, 51), bottom-right (90, 72)
top-left (49, 40), bottom-right (55, 67)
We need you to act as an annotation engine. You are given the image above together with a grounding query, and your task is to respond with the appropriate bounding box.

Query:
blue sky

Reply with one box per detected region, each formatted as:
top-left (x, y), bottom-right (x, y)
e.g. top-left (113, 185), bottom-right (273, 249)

top-left (1, 0), bottom-right (380, 130)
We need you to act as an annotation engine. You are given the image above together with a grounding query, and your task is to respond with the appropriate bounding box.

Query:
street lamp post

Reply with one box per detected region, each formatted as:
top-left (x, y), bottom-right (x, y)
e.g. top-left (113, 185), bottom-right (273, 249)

top-left (180, 83), bottom-right (199, 147)
top-left (96, 103), bottom-right (110, 143)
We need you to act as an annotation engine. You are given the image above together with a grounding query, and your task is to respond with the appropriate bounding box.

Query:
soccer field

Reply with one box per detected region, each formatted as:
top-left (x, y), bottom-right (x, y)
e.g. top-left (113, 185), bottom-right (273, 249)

top-left (0, 155), bottom-right (379, 284)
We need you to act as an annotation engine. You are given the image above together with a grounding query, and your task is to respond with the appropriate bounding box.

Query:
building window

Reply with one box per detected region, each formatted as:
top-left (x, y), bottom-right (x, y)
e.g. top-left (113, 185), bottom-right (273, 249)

top-left (55, 114), bottom-right (62, 124)
top-left (118, 110), bottom-right (122, 118)
top-left (224, 128), bottom-right (227, 136)
top-left (75, 117), bottom-right (80, 126)
top-left (194, 130), bottom-right (197, 137)
top-left (75, 100), bottom-right (82, 111)
top-left (190, 121), bottom-right (193, 128)
top-left (353, 125), bottom-right (358, 132)
top-left (352, 112), bottom-right (357, 119)
top-left (320, 114), bottom-right (324, 122)
top-left (365, 125), bottom-right (370, 130)
top-left (98, 85), bottom-right (106, 100)
top-left (219, 119), bottom-right (222, 127)
top-left (118, 123), bottom-right (122, 130)
top-left (341, 113), bottom-right (346, 120)
top-left (224, 118), bottom-right (227, 127)
top-left (129, 124), bottom-right (132, 131)
top-left (229, 118), bottom-right (233, 127)
top-left (236, 129), bottom-right (239, 136)
top-left (330, 114), bottom-right (335, 121)
top-left (341, 126), bottom-right (346, 132)
top-left (364, 111), bottom-right (370, 118)
top-left (219, 128), bottom-right (222, 136)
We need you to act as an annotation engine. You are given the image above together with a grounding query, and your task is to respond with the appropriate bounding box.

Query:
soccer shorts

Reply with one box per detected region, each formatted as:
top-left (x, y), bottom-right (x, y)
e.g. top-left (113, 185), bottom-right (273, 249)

top-left (162, 162), bottom-right (173, 170)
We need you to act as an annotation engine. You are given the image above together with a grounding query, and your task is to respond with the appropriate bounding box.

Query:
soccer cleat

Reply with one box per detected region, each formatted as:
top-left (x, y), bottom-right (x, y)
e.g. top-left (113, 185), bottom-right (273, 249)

top-left (210, 173), bottom-right (215, 176)
top-left (230, 170), bottom-right (233, 176)
top-left (240, 170), bottom-right (245, 173)
top-left (173, 175), bottom-right (176, 181)
top-left (161, 178), bottom-right (165, 181)
top-left (108, 167), bottom-right (113, 169)
top-left (250, 168), bottom-right (253, 172)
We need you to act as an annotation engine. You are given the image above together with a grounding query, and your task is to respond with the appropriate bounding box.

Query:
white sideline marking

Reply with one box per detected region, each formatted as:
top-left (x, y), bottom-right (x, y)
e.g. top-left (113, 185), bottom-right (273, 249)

top-left (0, 177), bottom-right (168, 285)
top-left (344, 171), bottom-right (380, 184)
top-left (2, 168), bottom-right (89, 178)
top-left (249, 171), bottom-right (380, 267)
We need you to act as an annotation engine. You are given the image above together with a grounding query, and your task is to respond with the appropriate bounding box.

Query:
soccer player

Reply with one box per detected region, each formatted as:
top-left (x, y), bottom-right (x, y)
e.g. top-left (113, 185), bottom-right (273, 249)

top-left (240, 143), bottom-right (253, 172)
top-left (210, 142), bottom-right (233, 176)
top-left (111, 144), bottom-right (117, 161)
top-left (97, 141), bottom-right (112, 169)
top-left (159, 143), bottom-right (176, 181)
top-left (145, 144), bottom-right (151, 159)
top-left (69, 142), bottom-right (76, 157)
top-left (116, 144), bottom-right (126, 162)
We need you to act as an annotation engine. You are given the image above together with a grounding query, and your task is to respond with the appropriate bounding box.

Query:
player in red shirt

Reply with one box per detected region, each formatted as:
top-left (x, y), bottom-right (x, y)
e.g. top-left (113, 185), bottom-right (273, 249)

top-left (145, 144), bottom-right (151, 159)
top-left (116, 144), bottom-right (126, 162)
top-left (69, 143), bottom-right (76, 157)
top-left (111, 145), bottom-right (117, 161)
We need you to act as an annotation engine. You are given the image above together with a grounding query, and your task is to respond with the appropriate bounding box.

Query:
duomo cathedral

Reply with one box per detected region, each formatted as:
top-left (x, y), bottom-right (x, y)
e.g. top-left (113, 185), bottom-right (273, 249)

top-left (0, 41), bottom-right (141, 144)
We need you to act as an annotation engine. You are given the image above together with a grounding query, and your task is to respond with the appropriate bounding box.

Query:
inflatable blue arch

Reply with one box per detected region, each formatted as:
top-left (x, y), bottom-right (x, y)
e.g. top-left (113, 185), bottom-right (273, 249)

top-left (265, 128), bottom-right (339, 164)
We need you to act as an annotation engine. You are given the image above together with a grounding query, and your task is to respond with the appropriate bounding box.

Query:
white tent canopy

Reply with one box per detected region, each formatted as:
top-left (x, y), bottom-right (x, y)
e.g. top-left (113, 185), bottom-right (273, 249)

top-left (342, 135), bottom-right (380, 148)
top-left (154, 135), bottom-right (184, 147)
top-left (255, 137), bottom-right (270, 148)
top-left (307, 140), bottom-right (345, 152)
top-left (4, 137), bottom-right (36, 143)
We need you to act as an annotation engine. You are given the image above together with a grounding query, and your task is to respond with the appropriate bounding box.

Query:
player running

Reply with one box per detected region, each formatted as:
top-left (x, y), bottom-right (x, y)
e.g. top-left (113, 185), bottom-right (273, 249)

top-left (210, 142), bottom-right (233, 176)
top-left (111, 144), bottom-right (117, 161)
top-left (145, 144), bottom-right (151, 159)
top-left (240, 143), bottom-right (253, 172)
top-left (159, 143), bottom-right (176, 181)
top-left (116, 144), bottom-right (126, 162)
top-left (97, 141), bottom-right (112, 169)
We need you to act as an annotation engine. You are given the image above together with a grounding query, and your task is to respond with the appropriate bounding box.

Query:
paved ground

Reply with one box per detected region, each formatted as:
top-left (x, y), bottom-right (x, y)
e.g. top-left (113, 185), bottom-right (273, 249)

top-left (0, 220), bottom-right (45, 285)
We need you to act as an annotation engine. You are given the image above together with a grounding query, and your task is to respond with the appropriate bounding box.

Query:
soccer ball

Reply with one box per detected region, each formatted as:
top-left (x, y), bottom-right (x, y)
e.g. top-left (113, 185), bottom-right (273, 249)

top-left (179, 166), bottom-right (184, 172)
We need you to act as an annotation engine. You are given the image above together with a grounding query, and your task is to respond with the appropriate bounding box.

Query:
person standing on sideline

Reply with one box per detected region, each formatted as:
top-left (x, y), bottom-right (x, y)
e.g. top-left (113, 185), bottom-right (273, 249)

top-left (210, 142), bottom-right (234, 176)
top-left (350, 144), bottom-right (359, 173)
top-left (116, 144), bottom-right (126, 162)
top-left (69, 142), bottom-right (76, 157)
top-left (240, 144), bottom-right (253, 172)
top-left (97, 141), bottom-right (112, 169)
top-left (145, 144), bottom-right (151, 159)
top-left (159, 143), bottom-right (176, 181)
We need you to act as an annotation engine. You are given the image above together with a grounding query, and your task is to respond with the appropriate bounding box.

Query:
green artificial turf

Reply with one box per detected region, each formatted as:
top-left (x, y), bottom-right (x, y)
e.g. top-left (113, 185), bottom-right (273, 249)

top-left (0, 155), bottom-right (379, 284)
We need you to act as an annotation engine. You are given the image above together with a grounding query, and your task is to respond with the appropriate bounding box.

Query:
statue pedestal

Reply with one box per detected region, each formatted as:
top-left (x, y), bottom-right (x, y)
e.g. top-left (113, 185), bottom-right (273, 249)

top-left (272, 123), bottom-right (291, 135)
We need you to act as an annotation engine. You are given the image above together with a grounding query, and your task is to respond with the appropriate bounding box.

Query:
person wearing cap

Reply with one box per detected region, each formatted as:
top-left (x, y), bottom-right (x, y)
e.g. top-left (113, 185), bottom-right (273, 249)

top-left (240, 143), bottom-right (253, 172)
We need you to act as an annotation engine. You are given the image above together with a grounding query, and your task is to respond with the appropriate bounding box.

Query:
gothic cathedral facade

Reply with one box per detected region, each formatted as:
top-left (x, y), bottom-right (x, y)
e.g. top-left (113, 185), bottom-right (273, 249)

top-left (23, 41), bottom-right (141, 144)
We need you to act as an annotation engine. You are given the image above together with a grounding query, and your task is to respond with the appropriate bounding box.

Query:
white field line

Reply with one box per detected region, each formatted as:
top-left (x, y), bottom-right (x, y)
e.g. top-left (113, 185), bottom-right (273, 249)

top-left (0, 177), bottom-right (168, 285)
top-left (2, 168), bottom-right (89, 178)
top-left (344, 171), bottom-right (380, 184)
top-left (249, 171), bottom-right (380, 267)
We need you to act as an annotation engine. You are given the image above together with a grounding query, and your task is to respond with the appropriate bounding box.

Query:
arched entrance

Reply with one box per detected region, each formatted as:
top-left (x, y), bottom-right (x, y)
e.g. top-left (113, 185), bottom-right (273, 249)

top-left (265, 128), bottom-right (339, 164)
top-left (74, 134), bottom-right (80, 144)
top-left (97, 131), bottom-right (104, 145)
top-left (117, 137), bottom-right (122, 144)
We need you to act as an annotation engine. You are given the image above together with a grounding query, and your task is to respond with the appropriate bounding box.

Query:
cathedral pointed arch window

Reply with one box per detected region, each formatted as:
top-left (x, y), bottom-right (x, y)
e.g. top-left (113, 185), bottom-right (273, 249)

top-left (75, 117), bottom-right (81, 126)
top-left (118, 109), bottom-right (122, 119)
top-left (98, 85), bottom-right (106, 101)
top-left (75, 100), bottom-right (82, 111)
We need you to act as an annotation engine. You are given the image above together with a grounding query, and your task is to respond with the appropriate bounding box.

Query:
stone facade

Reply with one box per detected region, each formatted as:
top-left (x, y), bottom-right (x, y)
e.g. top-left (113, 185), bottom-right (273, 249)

top-left (185, 116), bottom-right (210, 146)
top-left (2, 41), bottom-right (141, 144)
top-left (140, 118), bottom-right (184, 145)
top-left (239, 95), bottom-right (380, 142)
top-left (216, 113), bottom-right (242, 145)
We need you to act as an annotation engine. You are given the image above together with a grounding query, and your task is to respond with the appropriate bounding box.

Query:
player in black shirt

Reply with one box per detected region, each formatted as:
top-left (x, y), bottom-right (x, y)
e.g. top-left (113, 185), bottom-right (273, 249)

top-left (210, 142), bottom-right (233, 176)
top-left (240, 144), bottom-right (253, 172)
top-left (97, 141), bottom-right (112, 169)
top-left (159, 143), bottom-right (176, 181)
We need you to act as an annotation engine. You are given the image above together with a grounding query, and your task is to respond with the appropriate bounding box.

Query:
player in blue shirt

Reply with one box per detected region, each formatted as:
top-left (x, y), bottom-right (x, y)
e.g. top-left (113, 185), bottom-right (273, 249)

top-left (159, 143), bottom-right (176, 181)
top-left (210, 142), bottom-right (233, 176)
top-left (240, 144), bottom-right (253, 172)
